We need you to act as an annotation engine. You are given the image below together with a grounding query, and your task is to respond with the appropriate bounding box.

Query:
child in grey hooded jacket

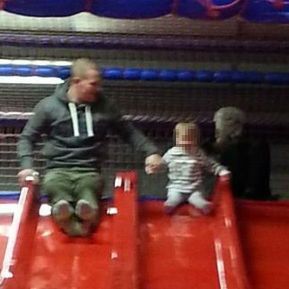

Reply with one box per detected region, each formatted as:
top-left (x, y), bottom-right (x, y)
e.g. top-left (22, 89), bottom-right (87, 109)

top-left (162, 122), bottom-right (230, 215)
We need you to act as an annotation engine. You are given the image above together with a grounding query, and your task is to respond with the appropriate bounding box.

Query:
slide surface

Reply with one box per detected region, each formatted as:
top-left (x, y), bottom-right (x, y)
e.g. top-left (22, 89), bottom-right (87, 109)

top-left (237, 200), bottom-right (289, 289)
top-left (0, 174), bottom-right (288, 289)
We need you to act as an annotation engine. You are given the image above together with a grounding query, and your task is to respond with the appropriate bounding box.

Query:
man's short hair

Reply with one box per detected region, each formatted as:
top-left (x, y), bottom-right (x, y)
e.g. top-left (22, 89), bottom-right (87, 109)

top-left (71, 58), bottom-right (98, 78)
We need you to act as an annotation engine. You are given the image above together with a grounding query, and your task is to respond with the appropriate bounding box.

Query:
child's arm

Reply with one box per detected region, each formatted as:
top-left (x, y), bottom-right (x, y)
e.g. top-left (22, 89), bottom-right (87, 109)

top-left (158, 151), bottom-right (170, 172)
top-left (199, 148), bottom-right (230, 176)
top-left (162, 150), bottom-right (170, 165)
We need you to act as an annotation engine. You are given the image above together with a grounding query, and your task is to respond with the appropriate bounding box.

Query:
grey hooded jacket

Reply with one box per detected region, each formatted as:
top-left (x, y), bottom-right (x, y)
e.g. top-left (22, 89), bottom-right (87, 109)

top-left (18, 80), bottom-right (159, 171)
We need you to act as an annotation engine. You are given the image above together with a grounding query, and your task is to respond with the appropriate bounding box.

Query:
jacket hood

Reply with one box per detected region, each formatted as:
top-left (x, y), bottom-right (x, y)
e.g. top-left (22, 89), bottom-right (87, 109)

top-left (54, 78), bottom-right (103, 105)
top-left (53, 79), bottom-right (96, 138)
top-left (54, 79), bottom-right (70, 103)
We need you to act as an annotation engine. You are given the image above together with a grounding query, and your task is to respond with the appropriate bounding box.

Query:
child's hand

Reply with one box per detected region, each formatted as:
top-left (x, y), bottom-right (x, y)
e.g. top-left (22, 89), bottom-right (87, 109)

top-left (219, 169), bottom-right (230, 176)
top-left (219, 169), bottom-right (230, 180)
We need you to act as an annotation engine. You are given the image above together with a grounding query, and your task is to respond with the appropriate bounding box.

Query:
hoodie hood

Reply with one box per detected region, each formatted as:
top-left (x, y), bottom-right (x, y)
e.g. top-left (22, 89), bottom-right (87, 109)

top-left (55, 79), bottom-right (95, 137)
top-left (54, 79), bottom-right (70, 103)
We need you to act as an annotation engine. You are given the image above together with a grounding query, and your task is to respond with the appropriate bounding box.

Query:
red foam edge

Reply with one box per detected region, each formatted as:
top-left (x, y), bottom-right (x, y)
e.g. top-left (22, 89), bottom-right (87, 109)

top-left (0, 180), bottom-right (40, 289)
top-left (108, 171), bottom-right (139, 289)
top-left (211, 178), bottom-right (252, 289)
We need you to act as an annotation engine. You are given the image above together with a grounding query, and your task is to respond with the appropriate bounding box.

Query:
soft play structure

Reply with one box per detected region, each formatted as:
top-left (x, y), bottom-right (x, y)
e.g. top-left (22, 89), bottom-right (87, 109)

top-left (0, 2), bottom-right (289, 288)
top-left (1, 0), bottom-right (289, 22)
top-left (0, 58), bottom-right (289, 289)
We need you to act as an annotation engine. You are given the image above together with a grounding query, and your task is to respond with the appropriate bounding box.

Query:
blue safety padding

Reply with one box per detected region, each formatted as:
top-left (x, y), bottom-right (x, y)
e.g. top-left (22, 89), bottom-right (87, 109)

top-left (123, 69), bottom-right (142, 80)
top-left (177, 70), bottom-right (195, 82)
top-left (246, 72), bottom-right (264, 84)
top-left (213, 71), bottom-right (232, 83)
top-left (140, 69), bottom-right (160, 81)
top-left (90, 0), bottom-right (171, 19)
top-left (242, 0), bottom-right (289, 23)
top-left (102, 68), bottom-right (123, 80)
top-left (265, 73), bottom-right (289, 85)
top-left (159, 70), bottom-right (178, 81)
top-left (0, 65), bottom-right (13, 76)
top-left (57, 67), bottom-right (71, 79)
top-left (231, 71), bottom-right (251, 83)
top-left (2, 0), bottom-right (289, 23)
top-left (15, 66), bottom-right (33, 76)
top-left (0, 191), bottom-right (20, 200)
top-left (195, 70), bottom-right (214, 82)
top-left (139, 195), bottom-right (166, 201)
top-left (178, 0), bottom-right (244, 20)
top-left (4, 0), bottom-right (85, 17)
top-left (1, 65), bottom-right (289, 85)
top-left (0, 191), bottom-right (112, 203)
top-left (35, 66), bottom-right (55, 77)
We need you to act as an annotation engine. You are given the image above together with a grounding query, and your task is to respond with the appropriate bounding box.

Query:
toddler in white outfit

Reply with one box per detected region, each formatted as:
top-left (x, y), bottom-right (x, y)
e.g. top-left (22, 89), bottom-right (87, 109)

top-left (162, 122), bottom-right (230, 215)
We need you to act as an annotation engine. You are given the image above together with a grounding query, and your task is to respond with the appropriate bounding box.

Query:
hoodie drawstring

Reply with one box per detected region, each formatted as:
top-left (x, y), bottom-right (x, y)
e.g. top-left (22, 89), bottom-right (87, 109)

top-left (68, 103), bottom-right (80, 137)
top-left (85, 105), bottom-right (94, 137)
top-left (68, 103), bottom-right (94, 137)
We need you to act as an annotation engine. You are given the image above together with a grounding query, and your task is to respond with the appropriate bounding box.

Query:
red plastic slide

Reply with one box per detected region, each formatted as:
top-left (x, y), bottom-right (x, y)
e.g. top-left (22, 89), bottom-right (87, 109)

top-left (0, 172), bottom-right (288, 289)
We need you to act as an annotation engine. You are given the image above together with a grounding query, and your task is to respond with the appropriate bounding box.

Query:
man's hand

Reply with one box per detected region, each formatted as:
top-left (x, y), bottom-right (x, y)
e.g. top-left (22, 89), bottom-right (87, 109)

top-left (145, 154), bottom-right (163, 174)
top-left (18, 169), bottom-right (39, 186)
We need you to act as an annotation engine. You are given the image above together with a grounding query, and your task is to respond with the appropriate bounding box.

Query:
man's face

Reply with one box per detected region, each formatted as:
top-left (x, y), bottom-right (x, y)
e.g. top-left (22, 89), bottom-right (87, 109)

top-left (75, 69), bottom-right (101, 103)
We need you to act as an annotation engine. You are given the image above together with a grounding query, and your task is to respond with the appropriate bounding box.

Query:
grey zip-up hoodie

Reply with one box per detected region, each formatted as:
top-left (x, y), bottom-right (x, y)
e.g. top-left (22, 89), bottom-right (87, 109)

top-left (18, 80), bottom-right (159, 171)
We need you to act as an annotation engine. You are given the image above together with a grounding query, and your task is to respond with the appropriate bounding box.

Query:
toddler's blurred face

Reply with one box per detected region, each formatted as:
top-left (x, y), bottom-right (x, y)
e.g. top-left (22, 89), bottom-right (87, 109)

top-left (176, 129), bottom-right (195, 148)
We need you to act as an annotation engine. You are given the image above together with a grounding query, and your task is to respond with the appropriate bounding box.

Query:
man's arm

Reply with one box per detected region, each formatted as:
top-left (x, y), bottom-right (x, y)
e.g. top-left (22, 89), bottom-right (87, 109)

top-left (108, 103), bottom-right (162, 173)
top-left (113, 119), bottom-right (159, 156)
top-left (17, 100), bottom-right (49, 184)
